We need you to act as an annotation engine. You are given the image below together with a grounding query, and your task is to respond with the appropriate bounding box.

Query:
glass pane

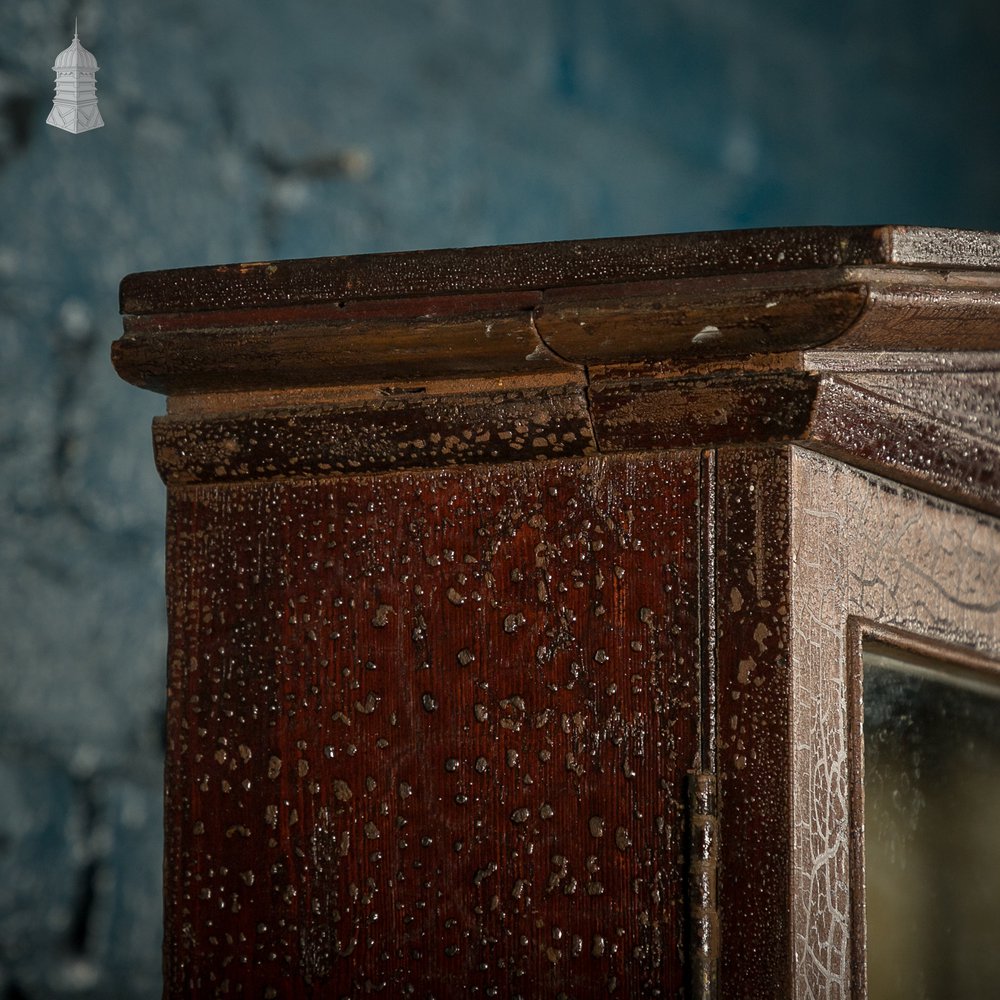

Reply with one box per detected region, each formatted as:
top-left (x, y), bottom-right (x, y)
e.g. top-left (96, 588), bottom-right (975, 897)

top-left (864, 644), bottom-right (1000, 999)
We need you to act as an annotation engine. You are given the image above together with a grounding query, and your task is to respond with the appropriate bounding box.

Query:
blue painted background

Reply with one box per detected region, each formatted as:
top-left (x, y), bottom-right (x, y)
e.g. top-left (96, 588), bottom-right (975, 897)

top-left (1, 1), bottom-right (998, 994)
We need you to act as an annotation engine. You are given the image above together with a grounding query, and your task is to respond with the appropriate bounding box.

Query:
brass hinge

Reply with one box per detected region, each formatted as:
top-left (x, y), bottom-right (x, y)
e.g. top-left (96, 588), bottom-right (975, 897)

top-left (688, 770), bottom-right (719, 1000)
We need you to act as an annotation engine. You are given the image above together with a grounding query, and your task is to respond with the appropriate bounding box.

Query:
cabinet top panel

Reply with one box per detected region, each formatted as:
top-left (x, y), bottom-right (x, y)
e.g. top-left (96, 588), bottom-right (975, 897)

top-left (119, 226), bottom-right (1000, 317)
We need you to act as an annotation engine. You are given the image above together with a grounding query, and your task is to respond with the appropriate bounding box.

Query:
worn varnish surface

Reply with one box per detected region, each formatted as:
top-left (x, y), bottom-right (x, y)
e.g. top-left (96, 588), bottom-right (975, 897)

top-left (112, 226), bottom-right (1000, 998)
top-left (712, 447), bottom-right (793, 998)
top-left (165, 453), bottom-right (701, 996)
top-left (148, 364), bottom-right (1000, 521)
top-left (118, 225), bottom-right (1000, 317)
top-left (114, 227), bottom-right (1000, 518)
top-left (803, 375), bottom-right (1000, 518)
top-left (113, 227), bottom-right (1000, 395)
top-left (152, 387), bottom-right (596, 486)
top-left (120, 225), bottom-right (969, 317)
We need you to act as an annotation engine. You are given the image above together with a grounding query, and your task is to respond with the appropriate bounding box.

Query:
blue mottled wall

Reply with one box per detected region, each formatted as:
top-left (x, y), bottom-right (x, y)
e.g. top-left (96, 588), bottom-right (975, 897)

top-left (1, 1), bottom-right (998, 995)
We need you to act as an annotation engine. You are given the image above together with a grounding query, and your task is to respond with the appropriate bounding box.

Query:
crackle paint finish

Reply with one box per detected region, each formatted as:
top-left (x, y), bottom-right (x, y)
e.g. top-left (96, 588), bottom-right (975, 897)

top-left (164, 453), bottom-right (701, 996)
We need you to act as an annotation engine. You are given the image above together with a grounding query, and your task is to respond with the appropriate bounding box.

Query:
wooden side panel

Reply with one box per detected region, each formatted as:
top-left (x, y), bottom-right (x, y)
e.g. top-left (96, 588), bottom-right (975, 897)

top-left (788, 449), bottom-right (1000, 1000)
top-left (163, 452), bottom-right (701, 997)
top-left (713, 446), bottom-right (794, 999)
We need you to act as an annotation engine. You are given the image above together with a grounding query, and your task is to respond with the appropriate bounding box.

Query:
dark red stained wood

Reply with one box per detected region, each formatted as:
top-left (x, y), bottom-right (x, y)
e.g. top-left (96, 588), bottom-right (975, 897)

top-left (119, 226), bottom-right (1000, 318)
top-left (164, 452), bottom-right (701, 997)
top-left (125, 290), bottom-right (545, 334)
top-left (712, 447), bottom-right (793, 999)
top-left (590, 374), bottom-right (818, 452)
top-left (147, 366), bottom-right (1000, 520)
top-left (534, 277), bottom-right (867, 365)
top-left (151, 387), bottom-right (596, 486)
top-left (119, 227), bottom-right (884, 317)
top-left (111, 226), bottom-right (1000, 999)
top-left (112, 274), bottom-right (870, 396)
top-left (112, 309), bottom-right (566, 396)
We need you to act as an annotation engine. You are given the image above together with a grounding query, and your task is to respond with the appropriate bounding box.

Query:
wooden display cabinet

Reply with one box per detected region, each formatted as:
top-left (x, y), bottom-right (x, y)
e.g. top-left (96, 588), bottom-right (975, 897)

top-left (113, 226), bottom-right (1000, 998)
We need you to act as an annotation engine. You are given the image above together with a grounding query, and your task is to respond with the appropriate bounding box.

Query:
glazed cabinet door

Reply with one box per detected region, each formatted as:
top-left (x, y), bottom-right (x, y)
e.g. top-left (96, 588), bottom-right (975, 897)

top-left (788, 448), bottom-right (1000, 1000)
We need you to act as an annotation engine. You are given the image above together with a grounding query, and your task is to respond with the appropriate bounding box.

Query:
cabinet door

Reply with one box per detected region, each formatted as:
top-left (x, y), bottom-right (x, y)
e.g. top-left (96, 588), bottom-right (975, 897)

top-left (788, 448), bottom-right (1000, 1000)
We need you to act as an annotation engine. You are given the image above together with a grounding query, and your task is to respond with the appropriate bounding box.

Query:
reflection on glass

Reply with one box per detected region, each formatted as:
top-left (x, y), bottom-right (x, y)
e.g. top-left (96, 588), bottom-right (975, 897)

top-left (864, 644), bottom-right (1000, 999)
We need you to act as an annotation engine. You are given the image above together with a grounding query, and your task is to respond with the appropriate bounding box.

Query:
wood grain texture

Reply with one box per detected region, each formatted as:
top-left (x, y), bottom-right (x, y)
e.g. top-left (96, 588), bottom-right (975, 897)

top-left (112, 272), bottom-right (874, 398)
top-left (590, 374), bottom-right (817, 453)
top-left (113, 301), bottom-right (568, 395)
top-left (119, 227), bottom-right (1000, 318)
top-left (112, 226), bottom-right (1000, 998)
top-left (533, 276), bottom-right (866, 364)
top-left (830, 371), bottom-right (1000, 441)
top-left (112, 228), bottom-right (1000, 524)
top-left (802, 349), bottom-right (1000, 374)
top-left (804, 374), bottom-right (1000, 517)
top-left (145, 365), bottom-right (1000, 525)
top-left (164, 452), bottom-right (701, 997)
top-left (788, 448), bottom-right (1000, 999)
top-left (152, 386), bottom-right (596, 486)
top-left (808, 278), bottom-right (1000, 352)
top-left (712, 446), bottom-right (794, 999)
top-left (119, 227), bottom-right (902, 317)
top-left (112, 269), bottom-right (1000, 399)
top-left (146, 368), bottom-right (1000, 521)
